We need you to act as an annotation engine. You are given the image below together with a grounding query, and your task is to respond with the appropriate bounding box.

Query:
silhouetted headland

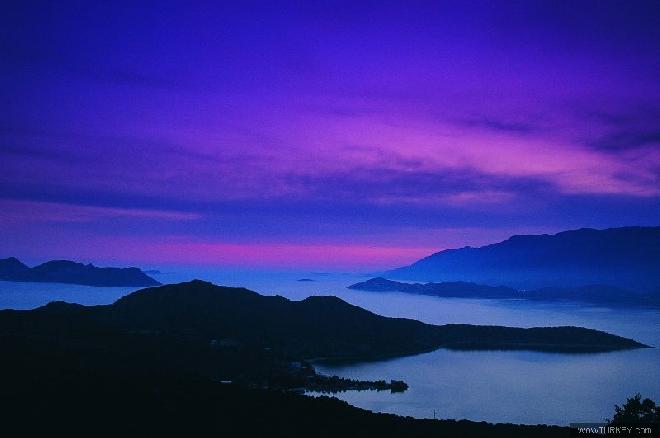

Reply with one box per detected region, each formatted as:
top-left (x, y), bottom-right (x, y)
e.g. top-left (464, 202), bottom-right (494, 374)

top-left (0, 257), bottom-right (161, 287)
top-left (0, 281), bottom-right (646, 364)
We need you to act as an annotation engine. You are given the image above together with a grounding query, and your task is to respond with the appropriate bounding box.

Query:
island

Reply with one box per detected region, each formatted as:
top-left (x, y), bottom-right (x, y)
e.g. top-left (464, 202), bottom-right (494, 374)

top-left (349, 277), bottom-right (660, 308)
top-left (0, 257), bottom-right (161, 287)
top-left (350, 277), bottom-right (521, 298)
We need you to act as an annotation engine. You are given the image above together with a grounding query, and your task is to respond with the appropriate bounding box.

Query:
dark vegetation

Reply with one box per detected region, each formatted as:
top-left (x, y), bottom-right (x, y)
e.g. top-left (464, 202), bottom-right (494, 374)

top-left (387, 226), bottom-right (660, 291)
top-left (609, 394), bottom-right (659, 425)
top-left (0, 369), bottom-right (569, 437)
top-left (350, 277), bottom-right (660, 307)
top-left (0, 256), bottom-right (160, 286)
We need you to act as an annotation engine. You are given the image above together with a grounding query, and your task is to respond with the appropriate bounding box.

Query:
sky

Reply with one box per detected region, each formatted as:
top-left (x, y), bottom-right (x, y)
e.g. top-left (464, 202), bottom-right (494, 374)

top-left (2, 0), bottom-right (660, 270)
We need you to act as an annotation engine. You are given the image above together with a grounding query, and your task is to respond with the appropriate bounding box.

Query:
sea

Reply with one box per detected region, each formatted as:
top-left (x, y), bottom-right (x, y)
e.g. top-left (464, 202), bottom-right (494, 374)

top-left (1, 268), bottom-right (658, 426)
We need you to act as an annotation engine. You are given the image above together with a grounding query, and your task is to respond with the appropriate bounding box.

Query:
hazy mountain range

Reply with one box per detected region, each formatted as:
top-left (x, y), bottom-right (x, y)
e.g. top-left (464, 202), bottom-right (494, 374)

top-left (387, 226), bottom-right (660, 291)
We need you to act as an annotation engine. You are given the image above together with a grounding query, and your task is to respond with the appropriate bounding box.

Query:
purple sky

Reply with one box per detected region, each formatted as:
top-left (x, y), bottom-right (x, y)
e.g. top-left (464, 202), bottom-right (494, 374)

top-left (2, 1), bottom-right (660, 270)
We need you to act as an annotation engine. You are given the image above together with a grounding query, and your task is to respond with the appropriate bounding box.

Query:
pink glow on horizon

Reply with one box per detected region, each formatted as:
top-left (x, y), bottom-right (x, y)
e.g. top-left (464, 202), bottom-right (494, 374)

top-left (8, 223), bottom-right (559, 270)
top-left (146, 241), bottom-right (437, 269)
top-left (13, 237), bottom-right (438, 270)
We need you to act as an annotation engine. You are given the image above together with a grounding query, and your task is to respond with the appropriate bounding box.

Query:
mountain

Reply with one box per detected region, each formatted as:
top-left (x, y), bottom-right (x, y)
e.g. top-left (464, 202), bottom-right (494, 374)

top-left (349, 278), bottom-right (660, 307)
top-left (387, 226), bottom-right (660, 290)
top-left (0, 257), bottom-right (161, 287)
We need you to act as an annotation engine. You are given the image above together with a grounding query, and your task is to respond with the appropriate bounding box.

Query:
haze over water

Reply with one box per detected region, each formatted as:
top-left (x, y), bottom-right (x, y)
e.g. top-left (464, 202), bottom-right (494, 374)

top-left (2, 269), bottom-right (658, 426)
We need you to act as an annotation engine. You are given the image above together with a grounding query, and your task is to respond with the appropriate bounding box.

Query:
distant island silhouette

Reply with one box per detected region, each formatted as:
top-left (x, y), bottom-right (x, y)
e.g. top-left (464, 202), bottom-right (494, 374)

top-left (387, 226), bottom-right (660, 291)
top-left (0, 257), bottom-right (161, 287)
top-left (349, 277), bottom-right (660, 307)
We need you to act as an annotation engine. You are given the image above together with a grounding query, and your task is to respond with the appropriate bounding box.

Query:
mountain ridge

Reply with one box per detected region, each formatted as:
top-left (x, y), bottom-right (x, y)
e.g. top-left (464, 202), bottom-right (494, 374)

top-left (386, 226), bottom-right (660, 290)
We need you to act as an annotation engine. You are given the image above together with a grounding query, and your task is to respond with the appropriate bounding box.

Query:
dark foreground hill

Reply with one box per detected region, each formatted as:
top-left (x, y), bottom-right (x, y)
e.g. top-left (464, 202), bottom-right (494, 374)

top-left (350, 277), bottom-right (660, 307)
top-left (387, 226), bottom-right (660, 291)
top-left (350, 277), bottom-right (520, 298)
top-left (0, 256), bottom-right (160, 286)
top-left (0, 281), bottom-right (645, 436)
top-left (0, 280), bottom-right (644, 357)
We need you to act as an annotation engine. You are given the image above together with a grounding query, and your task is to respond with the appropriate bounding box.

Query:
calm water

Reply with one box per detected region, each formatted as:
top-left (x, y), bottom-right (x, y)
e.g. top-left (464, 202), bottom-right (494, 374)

top-left (1, 269), bottom-right (658, 426)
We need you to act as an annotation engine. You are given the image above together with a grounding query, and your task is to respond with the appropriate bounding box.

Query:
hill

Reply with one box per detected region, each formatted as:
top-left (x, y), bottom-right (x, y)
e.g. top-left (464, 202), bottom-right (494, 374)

top-left (349, 277), bottom-right (660, 307)
top-left (0, 257), bottom-right (160, 287)
top-left (0, 280), bottom-right (645, 436)
top-left (0, 281), bottom-right (646, 363)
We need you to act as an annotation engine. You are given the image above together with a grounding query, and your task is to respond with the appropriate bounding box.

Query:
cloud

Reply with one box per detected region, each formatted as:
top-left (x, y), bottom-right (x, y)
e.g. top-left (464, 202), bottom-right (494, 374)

top-left (0, 199), bottom-right (201, 225)
top-left (455, 117), bottom-right (544, 135)
top-left (585, 106), bottom-right (660, 152)
top-left (3, 0), bottom-right (660, 268)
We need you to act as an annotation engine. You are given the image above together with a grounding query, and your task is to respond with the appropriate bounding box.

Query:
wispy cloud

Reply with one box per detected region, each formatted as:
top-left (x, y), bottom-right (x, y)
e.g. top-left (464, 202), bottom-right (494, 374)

top-left (0, 200), bottom-right (201, 224)
top-left (3, 0), bottom-right (660, 268)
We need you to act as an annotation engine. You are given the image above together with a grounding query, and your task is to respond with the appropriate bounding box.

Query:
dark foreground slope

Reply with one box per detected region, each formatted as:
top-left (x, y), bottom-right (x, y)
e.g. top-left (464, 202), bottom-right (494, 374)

top-left (2, 371), bottom-right (569, 438)
top-left (0, 256), bottom-right (160, 286)
top-left (0, 281), bottom-right (643, 437)
top-left (0, 368), bottom-right (568, 437)
top-left (350, 277), bottom-right (660, 307)
top-left (387, 226), bottom-right (660, 290)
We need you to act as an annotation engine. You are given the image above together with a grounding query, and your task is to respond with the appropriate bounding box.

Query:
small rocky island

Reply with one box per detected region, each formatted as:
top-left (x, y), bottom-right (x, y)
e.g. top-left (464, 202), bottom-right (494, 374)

top-left (0, 257), bottom-right (161, 287)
